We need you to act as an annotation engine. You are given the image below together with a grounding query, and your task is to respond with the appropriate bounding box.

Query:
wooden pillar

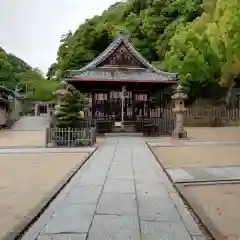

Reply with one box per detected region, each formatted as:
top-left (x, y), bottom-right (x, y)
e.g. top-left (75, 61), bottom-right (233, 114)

top-left (132, 92), bottom-right (136, 120)
top-left (91, 92), bottom-right (95, 118)
top-left (147, 93), bottom-right (150, 117)
top-left (159, 91), bottom-right (162, 107)
top-left (107, 91), bottom-right (110, 117)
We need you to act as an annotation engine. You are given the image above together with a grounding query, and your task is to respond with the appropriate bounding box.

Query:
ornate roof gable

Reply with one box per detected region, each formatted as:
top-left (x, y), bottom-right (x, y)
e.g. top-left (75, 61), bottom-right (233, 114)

top-left (68, 31), bottom-right (179, 81)
top-left (98, 43), bottom-right (145, 68)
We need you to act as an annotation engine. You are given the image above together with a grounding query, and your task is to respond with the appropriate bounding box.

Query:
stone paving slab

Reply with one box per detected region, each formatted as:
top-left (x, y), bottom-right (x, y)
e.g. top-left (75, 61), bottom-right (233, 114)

top-left (138, 195), bottom-right (182, 222)
top-left (0, 146), bottom-right (96, 154)
top-left (22, 137), bottom-right (206, 240)
top-left (42, 203), bottom-right (96, 234)
top-left (167, 166), bottom-right (240, 183)
top-left (96, 193), bottom-right (137, 216)
top-left (167, 169), bottom-right (195, 182)
top-left (141, 221), bottom-right (192, 240)
top-left (88, 215), bottom-right (140, 240)
top-left (135, 182), bottom-right (169, 197)
top-left (224, 166), bottom-right (240, 178)
top-left (204, 167), bottom-right (233, 178)
top-left (149, 140), bottom-right (240, 148)
top-left (38, 234), bottom-right (87, 240)
top-left (65, 186), bottom-right (102, 204)
top-left (103, 179), bottom-right (135, 193)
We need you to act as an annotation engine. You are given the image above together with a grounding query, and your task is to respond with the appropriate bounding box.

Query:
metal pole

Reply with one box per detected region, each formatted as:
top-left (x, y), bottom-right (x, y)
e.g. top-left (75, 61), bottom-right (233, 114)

top-left (121, 86), bottom-right (125, 130)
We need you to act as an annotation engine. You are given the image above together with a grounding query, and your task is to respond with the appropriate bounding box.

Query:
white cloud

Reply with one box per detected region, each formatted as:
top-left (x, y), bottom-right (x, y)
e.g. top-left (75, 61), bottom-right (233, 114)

top-left (0, 0), bottom-right (118, 73)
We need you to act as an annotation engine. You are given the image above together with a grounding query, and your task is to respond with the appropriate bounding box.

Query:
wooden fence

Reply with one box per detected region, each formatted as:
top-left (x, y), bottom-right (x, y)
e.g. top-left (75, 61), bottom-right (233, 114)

top-left (136, 117), bottom-right (175, 135)
top-left (45, 120), bottom-right (96, 147)
top-left (150, 107), bottom-right (240, 126)
top-left (150, 107), bottom-right (240, 117)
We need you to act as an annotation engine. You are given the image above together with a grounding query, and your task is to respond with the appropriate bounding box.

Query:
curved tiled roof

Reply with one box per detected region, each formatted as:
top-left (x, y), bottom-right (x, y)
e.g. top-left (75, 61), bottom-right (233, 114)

top-left (0, 86), bottom-right (26, 100)
top-left (68, 32), bottom-right (179, 81)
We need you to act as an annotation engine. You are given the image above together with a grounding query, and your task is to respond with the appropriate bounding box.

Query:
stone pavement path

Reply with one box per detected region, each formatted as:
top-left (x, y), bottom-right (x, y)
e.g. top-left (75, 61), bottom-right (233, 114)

top-left (0, 116), bottom-right (50, 148)
top-left (11, 116), bottom-right (50, 131)
top-left (22, 137), bottom-right (206, 240)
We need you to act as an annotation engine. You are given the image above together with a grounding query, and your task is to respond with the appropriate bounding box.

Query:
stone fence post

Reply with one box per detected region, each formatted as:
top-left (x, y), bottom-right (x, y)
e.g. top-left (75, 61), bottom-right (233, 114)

top-left (171, 85), bottom-right (187, 138)
top-left (34, 103), bottom-right (39, 116)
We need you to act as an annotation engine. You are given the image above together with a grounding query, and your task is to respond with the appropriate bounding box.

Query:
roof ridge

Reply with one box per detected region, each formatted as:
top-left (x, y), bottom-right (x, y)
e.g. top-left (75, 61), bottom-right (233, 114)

top-left (68, 31), bottom-right (179, 80)
top-left (78, 33), bottom-right (124, 72)
top-left (123, 39), bottom-right (178, 79)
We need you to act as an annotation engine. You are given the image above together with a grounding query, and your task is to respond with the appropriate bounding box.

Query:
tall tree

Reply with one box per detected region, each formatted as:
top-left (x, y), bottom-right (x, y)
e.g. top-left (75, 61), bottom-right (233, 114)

top-left (47, 0), bottom-right (240, 101)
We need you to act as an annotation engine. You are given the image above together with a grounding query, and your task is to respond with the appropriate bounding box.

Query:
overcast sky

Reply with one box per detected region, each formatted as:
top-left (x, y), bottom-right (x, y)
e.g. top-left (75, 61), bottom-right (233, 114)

top-left (0, 0), bottom-right (118, 74)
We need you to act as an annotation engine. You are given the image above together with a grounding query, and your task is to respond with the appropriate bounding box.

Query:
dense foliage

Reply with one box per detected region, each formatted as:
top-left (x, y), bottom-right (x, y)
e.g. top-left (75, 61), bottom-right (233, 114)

top-left (165, 0), bottom-right (240, 98)
top-left (54, 85), bottom-right (87, 128)
top-left (0, 47), bottom-right (58, 101)
top-left (47, 0), bottom-right (240, 100)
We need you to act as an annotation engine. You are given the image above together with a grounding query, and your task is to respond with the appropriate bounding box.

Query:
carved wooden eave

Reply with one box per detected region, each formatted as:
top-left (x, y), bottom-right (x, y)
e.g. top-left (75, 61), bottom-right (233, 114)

top-left (66, 32), bottom-right (179, 83)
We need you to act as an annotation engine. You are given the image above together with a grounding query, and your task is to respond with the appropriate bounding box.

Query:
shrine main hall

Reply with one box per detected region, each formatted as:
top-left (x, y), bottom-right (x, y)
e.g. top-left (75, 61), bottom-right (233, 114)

top-left (65, 31), bottom-right (179, 134)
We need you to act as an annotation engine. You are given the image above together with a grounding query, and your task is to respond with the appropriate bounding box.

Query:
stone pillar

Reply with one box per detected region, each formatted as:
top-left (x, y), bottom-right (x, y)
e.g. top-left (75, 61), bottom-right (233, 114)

top-left (34, 104), bottom-right (39, 116)
top-left (47, 104), bottom-right (52, 117)
top-left (171, 85), bottom-right (187, 138)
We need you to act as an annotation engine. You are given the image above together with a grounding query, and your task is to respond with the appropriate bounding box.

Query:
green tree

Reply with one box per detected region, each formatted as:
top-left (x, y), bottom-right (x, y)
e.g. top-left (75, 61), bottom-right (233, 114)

top-left (55, 85), bottom-right (87, 128)
top-left (0, 45), bottom-right (58, 102)
top-left (46, 0), bottom-right (240, 101)
top-left (0, 51), bottom-right (15, 89)
top-left (51, 0), bottom-right (203, 79)
top-left (165, 24), bottom-right (221, 98)
top-left (164, 0), bottom-right (240, 99)
top-left (46, 63), bottom-right (58, 80)
top-left (17, 71), bottom-right (58, 101)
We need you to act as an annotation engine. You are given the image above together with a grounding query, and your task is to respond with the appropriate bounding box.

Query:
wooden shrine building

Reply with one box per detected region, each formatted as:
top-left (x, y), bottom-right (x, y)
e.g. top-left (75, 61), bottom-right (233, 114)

top-left (65, 31), bottom-right (179, 134)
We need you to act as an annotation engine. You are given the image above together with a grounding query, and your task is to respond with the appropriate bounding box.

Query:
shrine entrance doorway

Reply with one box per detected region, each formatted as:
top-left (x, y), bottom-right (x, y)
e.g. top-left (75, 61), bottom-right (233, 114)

top-left (93, 90), bottom-right (154, 121)
top-left (94, 90), bottom-right (134, 121)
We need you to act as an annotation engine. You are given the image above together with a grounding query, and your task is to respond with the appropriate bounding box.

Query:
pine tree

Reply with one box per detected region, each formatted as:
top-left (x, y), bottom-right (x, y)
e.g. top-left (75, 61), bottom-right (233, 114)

top-left (55, 85), bottom-right (87, 128)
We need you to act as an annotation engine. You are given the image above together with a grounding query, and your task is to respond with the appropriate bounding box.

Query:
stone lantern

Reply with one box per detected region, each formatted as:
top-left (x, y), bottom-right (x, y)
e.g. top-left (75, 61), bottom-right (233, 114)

top-left (53, 80), bottom-right (68, 105)
top-left (171, 85), bottom-right (187, 138)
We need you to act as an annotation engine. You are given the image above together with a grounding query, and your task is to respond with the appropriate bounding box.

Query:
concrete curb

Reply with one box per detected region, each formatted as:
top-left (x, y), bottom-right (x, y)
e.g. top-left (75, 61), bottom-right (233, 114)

top-left (1, 147), bottom-right (98, 240)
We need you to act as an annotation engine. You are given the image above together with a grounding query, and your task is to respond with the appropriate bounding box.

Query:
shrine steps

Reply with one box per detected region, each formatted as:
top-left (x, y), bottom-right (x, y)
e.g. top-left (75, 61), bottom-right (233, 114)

top-left (112, 124), bottom-right (136, 133)
top-left (104, 121), bottom-right (143, 136)
top-left (104, 132), bottom-right (143, 137)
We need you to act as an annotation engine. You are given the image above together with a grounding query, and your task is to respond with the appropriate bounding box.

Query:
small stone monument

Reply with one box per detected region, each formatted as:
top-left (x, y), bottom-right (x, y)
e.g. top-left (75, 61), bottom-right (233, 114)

top-left (53, 80), bottom-right (68, 105)
top-left (171, 85), bottom-right (187, 138)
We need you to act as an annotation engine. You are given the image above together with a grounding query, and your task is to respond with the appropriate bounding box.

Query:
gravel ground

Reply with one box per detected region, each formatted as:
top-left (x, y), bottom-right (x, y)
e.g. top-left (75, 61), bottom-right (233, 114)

top-left (0, 152), bottom-right (89, 239)
top-left (147, 126), bottom-right (240, 168)
top-left (182, 184), bottom-right (240, 240)
top-left (147, 127), bottom-right (240, 240)
top-left (0, 130), bottom-right (45, 147)
top-left (146, 126), bottom-right (240, 144)
top-left (152, 145), bottom-right (240, 168)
